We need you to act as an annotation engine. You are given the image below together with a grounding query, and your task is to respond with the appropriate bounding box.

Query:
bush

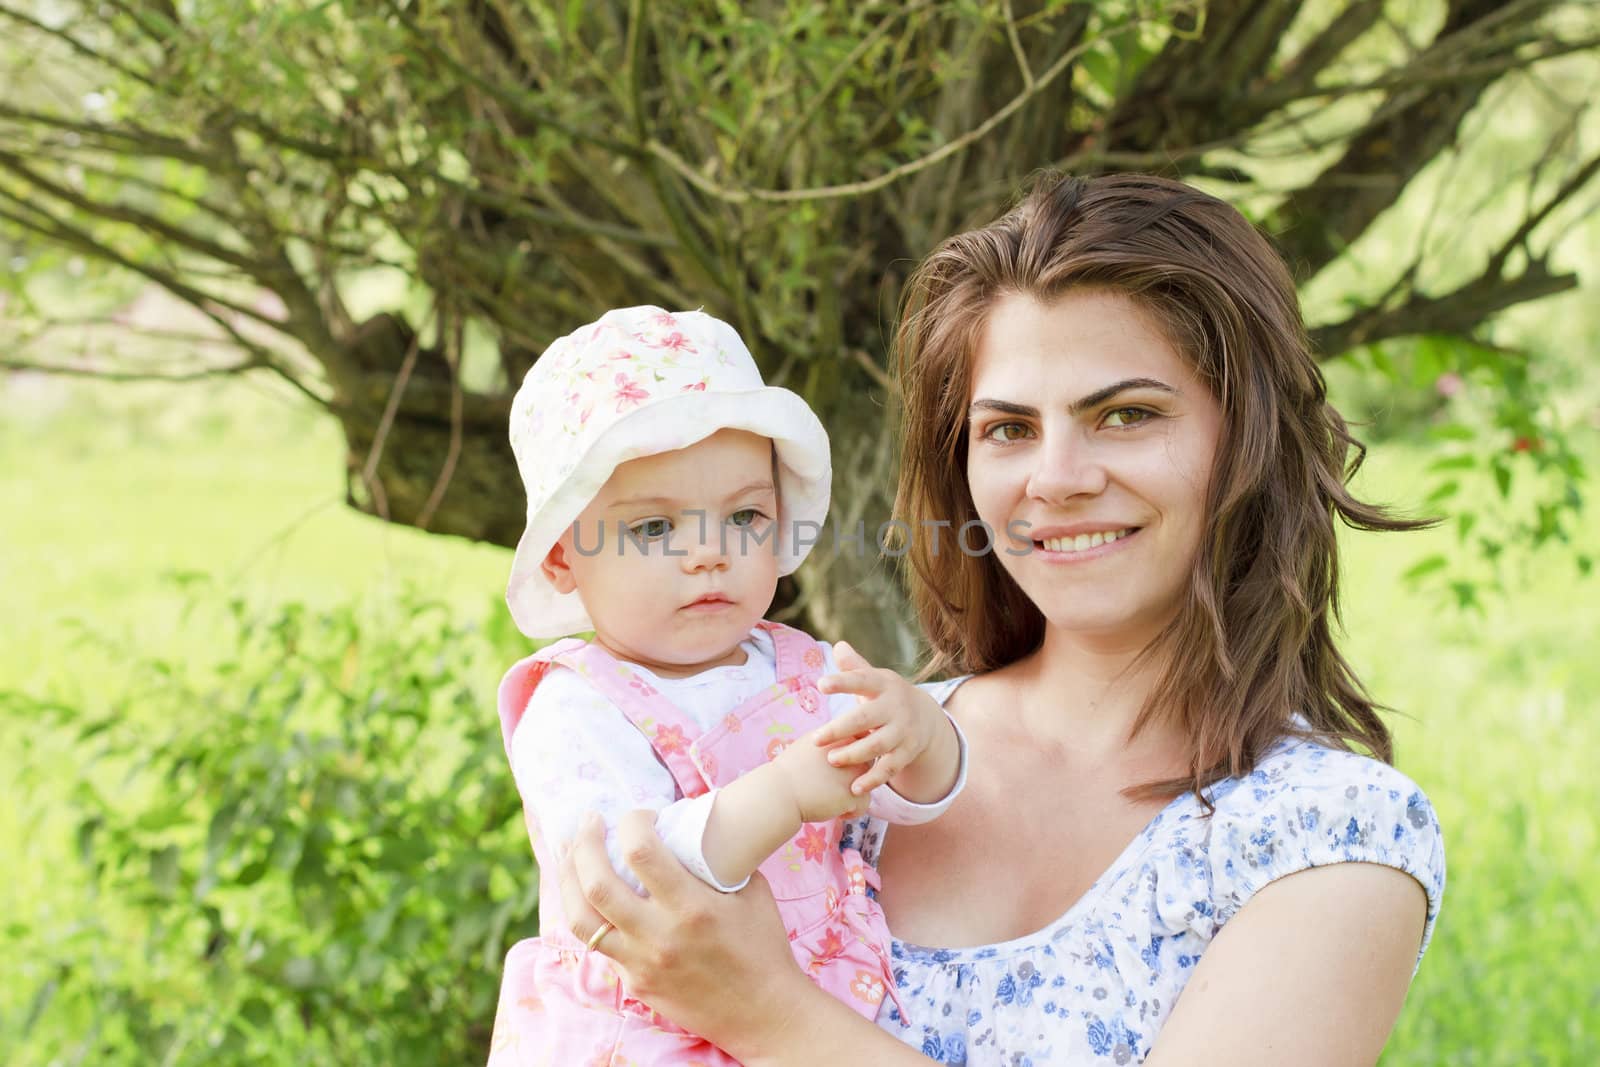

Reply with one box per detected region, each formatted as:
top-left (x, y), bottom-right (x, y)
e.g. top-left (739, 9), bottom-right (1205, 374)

top-left (5, 587), bottom-right (536, 1065)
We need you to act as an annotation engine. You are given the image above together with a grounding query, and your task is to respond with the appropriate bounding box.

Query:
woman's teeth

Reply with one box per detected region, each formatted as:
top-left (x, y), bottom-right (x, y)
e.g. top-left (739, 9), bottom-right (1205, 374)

top-left (1040, 529), bottom-right (1135, 554)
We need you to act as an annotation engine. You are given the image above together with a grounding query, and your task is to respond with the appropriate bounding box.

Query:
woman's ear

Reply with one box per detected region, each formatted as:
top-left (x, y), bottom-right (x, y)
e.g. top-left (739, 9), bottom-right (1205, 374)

top-left (541, 539), bottom-right (579, 595)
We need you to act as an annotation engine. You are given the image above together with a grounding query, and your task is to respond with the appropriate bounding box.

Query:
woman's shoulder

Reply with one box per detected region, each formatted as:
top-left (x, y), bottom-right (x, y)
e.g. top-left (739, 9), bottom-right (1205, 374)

top-left (1209, 733), bottom-right (1437, 829)
top-left (1200, 734), bottom-right (1446, 955)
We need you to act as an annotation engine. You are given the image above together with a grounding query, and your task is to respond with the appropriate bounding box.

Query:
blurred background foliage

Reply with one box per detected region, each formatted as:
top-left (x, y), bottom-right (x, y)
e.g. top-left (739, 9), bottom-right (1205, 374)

top-left (2, 0), bottom-right (1598, 1064)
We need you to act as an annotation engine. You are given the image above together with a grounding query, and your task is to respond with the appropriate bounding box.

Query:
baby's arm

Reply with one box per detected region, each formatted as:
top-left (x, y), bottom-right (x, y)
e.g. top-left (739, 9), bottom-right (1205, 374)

top-left (512, 668), bottom-right (871, 894)
top-left (699, 734), bottom-right (870, 888)
top-left (512, 670), bottom-right (740, 893)
top-left (812, 641), bottom-right (965, 811)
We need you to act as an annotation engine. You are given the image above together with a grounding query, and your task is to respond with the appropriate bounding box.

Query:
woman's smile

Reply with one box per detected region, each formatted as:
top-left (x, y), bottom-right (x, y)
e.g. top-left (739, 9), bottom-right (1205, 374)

top-left (1029, 525), bottom-right (1142, 561)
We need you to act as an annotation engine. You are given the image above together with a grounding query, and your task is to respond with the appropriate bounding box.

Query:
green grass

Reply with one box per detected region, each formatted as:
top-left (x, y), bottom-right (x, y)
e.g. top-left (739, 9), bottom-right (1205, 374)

top-left (3, 370), bottom-right (1596, 1063)
top-left (1340, 446), bottom-right (1600, 1065)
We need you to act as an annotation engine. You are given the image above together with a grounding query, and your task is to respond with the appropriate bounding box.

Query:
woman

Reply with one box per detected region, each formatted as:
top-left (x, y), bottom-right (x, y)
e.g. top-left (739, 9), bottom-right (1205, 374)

top-left (553, 173), bottom-right (1446, 1065)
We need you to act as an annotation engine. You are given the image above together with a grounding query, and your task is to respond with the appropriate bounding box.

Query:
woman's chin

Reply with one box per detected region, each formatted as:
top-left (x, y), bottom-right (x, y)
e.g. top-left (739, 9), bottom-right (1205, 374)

top-left (1035, 599), bottom-right (1179, 648)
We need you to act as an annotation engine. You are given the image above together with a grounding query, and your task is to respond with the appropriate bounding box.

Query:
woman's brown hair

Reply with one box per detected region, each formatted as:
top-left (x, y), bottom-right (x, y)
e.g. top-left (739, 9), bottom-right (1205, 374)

top-left (892, 172), bottom-right (1428, 801)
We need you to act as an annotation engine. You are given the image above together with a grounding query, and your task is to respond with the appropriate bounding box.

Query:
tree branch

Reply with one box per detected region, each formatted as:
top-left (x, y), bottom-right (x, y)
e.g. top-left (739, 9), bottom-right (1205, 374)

top-left (762, 1), bottom-right (935, 185)
top-left (1309, 148), bottom-right (1599, 356)
top-left (1486, 147), bottom-right (1600, 276)
top-left (0, 4), bottom-right (156, 86)
top-left (1245, 28), bottom-right (1600, 110)
top-left (1095, 0), bottom-right (1298, 159)
top-left (0, 102), bottom-right (219, 168)
top-left (642, 13), bottom-right (1150, 205)
top-left (0, 149), bottom-right (258, 274)
top-left (0, 355), bottom-right (258, 382)
top-left (1002, 0), bottom-right (1034, 90)
top-left (1310, 259), bottom-right (1578, 357)
top-left (0, 197), bottom-right (284, 333)
top-left (1273, 0), bottom-right (1562, 279)
top-left (1270, 0), bottom-right (1386, 106)
top-left (382, 0), bottom-right (643, 158)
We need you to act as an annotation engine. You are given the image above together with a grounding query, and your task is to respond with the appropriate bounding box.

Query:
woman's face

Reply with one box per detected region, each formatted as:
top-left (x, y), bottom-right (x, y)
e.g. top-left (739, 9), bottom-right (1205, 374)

top-left (965, 289), bottom-right (1223, 647)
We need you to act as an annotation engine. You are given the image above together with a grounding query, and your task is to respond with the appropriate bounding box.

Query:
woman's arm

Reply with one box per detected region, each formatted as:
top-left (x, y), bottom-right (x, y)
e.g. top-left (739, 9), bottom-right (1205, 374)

top-left (561, 810), bottom-right (934, 1066)
top-left (1145, 862), bottom-right (1428, 1066)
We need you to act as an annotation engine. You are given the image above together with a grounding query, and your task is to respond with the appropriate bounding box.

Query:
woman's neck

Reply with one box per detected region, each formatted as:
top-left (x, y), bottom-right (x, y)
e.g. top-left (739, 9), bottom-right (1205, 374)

top-left (992, 623), bottom-right (1183, 762)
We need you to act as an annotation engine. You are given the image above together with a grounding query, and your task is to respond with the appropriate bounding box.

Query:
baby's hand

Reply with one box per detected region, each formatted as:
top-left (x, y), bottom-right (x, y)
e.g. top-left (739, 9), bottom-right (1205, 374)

top-left (770, 729), bottom-right (872, 824)
top-left (812, 641), bottom-right (954, 797)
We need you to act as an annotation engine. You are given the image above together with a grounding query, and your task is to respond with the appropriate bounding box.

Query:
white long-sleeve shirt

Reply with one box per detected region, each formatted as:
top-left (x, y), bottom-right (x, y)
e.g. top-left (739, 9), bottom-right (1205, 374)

top-left (511, 627), bottom-right (968, 893)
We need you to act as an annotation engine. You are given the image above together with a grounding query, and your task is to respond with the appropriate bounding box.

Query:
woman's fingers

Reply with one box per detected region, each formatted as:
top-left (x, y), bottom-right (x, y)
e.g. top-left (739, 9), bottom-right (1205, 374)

top-left (611, 809), bottom-right (702, 912)
top-left (562, 814), bottom-right (646, 953)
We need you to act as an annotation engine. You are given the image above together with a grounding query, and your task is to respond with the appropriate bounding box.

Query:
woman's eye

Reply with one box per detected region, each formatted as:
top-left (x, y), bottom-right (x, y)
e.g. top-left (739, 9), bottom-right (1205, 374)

top-left (629, 518), bottom-right (673, 540)
top-left (1103, 407), bottom-right (1153, 428)
top-left (983, 421), bottom-right (1032, 443)
top-left (727, 508), bottom-right (766, 528)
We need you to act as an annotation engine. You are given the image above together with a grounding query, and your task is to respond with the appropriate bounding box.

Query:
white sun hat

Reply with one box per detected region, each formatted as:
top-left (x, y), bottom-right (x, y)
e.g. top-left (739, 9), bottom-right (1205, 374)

top-left (505, 305), bottom-right (832, 639)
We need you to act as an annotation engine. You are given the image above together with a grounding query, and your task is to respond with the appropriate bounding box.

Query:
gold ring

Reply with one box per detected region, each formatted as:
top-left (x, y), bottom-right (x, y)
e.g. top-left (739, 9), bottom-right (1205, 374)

top-left (584, 919), bottom-right (615, 953)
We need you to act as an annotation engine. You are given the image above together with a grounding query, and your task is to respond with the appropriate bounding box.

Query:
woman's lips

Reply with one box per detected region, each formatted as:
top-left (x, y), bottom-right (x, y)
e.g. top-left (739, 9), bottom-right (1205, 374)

top-left (1030, 526), bottom-right (1141, 561)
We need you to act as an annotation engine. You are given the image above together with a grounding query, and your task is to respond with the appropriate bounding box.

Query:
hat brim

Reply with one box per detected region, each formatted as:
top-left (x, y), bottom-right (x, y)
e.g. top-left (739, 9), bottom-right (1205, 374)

top-left (505, 387), bottom-right (831, 639)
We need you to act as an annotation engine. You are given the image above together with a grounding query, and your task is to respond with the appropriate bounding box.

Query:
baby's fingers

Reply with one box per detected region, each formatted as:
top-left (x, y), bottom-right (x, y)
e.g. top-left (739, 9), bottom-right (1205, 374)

top-left (815, 667), bottom-right (888, 701)
top-left (849, 754), bottom-right (905, 796)
top-left (809, 705), bottom-right (886, 748)
top-left (824, 723), bottom-right (904, 769)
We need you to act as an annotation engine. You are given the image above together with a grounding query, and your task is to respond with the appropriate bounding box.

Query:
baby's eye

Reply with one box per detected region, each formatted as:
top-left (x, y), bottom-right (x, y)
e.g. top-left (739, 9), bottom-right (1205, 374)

top-left (1103, 407), bottom-right (1154, 428)
top-left (727, 508), bottom-right (767, 528)
top-left (982, 421), bottom-right (1033, 443)
top-left (628, 517), bottom-right (674, 540)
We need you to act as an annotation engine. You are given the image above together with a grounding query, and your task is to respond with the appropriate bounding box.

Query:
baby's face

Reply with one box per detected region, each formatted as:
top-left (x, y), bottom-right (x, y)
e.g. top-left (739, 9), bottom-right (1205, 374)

top-left (548, 428), bottom-right (781, 676)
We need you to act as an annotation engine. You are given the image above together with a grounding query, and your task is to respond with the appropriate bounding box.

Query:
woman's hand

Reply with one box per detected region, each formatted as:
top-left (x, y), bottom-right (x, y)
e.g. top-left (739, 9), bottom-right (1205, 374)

top-left (558, 808), bottom-right (812, 1052)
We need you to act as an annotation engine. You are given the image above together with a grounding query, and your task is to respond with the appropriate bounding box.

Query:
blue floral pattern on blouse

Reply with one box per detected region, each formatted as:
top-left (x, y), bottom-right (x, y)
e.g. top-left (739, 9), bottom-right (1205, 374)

top-left (842, 681), bottom-right (1446, 1065)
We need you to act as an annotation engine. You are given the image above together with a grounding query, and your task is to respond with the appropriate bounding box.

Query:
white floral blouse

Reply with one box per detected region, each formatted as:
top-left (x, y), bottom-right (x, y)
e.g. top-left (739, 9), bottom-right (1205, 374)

top-left (844, 680), bottom-right (1447, 1066)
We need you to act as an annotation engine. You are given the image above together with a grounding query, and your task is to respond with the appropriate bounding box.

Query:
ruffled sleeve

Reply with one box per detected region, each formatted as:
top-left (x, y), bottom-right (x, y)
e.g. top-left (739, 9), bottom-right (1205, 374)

top-left (1205, 742), bottom-right (1447, 965)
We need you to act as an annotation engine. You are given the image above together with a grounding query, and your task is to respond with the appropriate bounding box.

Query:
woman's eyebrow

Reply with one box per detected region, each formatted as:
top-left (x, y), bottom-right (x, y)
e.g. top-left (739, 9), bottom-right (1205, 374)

top-left (969, 377), bottom-right (1178, 421)
top-left (1067, 377), bottom-right (1177, 415)
top-left (967, 398), bottom-right (1038, 420)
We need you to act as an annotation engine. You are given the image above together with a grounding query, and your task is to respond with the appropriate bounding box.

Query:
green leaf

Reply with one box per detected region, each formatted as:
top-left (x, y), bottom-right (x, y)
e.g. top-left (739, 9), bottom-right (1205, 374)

top-left (1403, 554), bottom-right (1448, 581)
top-left (1450, 581), bottom-right (1483, 612)
top-left (1427, 424), bottom-right (1476, 442)
top-left (1492, 459), bottom-right (1513, 499)
top-left (149, 845), bottom-right (180, 895)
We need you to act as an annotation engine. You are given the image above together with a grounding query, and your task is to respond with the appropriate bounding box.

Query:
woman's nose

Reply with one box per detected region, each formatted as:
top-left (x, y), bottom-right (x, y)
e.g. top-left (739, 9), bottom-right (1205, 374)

top-left (1025, 430), bottom-right (1107, 504)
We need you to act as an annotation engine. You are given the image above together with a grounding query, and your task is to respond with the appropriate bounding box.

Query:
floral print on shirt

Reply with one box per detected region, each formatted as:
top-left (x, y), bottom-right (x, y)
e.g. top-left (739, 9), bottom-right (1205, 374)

top-left (844, 682), bottom-right (1446, 1066)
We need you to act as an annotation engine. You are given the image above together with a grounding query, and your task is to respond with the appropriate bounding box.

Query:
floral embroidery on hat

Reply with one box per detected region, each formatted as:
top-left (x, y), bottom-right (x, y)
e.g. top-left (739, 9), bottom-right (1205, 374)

top-left (657, 330), bottom-right (695, 352)
top-left (613, 373), bottom-right (648, 411)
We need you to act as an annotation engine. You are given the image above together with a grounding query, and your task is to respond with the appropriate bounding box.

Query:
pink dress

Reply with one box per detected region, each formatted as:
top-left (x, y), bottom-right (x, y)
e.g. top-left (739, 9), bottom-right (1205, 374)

top-left (486, 622), bottom-right (902, 1066)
